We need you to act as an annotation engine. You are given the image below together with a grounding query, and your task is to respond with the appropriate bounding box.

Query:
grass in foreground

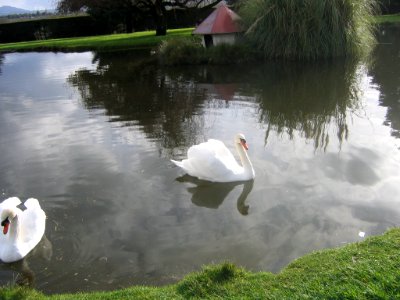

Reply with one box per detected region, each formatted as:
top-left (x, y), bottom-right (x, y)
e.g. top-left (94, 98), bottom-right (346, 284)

top-left (1, 228), bottom-right (399, 299)
top-left (0, 28), bottom-right (193, 53)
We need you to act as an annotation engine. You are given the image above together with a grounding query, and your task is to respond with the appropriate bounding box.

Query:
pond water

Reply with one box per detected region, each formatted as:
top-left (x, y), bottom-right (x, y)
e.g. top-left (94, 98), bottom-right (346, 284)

top-left (0, 24), bottom-right (399, 294)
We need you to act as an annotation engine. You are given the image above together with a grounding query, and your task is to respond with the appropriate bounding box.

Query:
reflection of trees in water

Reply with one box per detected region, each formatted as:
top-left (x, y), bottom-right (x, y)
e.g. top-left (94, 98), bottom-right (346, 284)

top-left (164, 61), bottom-right (363, 151)
top-left (69, 50), bottom-right (363, 153)
top-left (0, 54), bottom-right (4, 75)
top-left (370, 24), bottom-right (400, 138)
top-left (254, 60), bottom-right (362, 150)
top-left (68, 51), bottom-right (208, 154)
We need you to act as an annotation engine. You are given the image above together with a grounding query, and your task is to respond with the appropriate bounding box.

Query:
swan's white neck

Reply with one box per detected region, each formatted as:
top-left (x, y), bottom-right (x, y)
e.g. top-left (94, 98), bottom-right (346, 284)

top-left (8, 215), bottom-right (20, 244)
top-left (235, 142), bottom-right (255, 178)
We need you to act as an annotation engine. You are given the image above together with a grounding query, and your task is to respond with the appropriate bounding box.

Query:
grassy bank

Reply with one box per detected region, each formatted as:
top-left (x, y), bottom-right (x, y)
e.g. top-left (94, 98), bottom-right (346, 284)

top-left (1, 228), bottom-right (399, 299)
top-left (0, 28), bottom-right (193, 53)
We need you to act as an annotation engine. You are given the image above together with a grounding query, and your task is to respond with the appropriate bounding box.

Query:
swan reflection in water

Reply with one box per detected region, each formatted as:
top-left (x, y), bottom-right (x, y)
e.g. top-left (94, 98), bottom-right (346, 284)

top-left (0, 235), bottom-right (52, 288)
top-left (177, 175), bottom-right (254, 215)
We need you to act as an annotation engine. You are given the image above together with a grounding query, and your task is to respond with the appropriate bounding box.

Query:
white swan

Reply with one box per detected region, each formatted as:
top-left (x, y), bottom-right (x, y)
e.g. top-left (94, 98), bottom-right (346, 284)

top-left (0, 197), bottom-right (46, 263)
top-left (171, 133), bottom-right (255, 182)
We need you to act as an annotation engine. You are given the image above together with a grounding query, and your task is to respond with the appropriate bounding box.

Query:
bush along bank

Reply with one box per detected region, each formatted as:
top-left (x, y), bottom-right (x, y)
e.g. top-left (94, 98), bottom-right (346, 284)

top-left (158, 37), bottom-right (262, 65)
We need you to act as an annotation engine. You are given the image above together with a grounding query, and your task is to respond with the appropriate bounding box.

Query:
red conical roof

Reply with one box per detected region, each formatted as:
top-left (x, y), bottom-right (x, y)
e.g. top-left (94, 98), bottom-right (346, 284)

top-left (193, 5), bottom-right (242, 35)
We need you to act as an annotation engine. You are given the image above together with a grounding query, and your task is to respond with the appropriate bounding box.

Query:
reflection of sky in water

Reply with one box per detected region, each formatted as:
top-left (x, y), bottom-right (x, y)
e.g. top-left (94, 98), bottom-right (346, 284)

top-left (0, 50), bottom-right (399, 294)
top-left (0, 52), bottom-right (95, 98)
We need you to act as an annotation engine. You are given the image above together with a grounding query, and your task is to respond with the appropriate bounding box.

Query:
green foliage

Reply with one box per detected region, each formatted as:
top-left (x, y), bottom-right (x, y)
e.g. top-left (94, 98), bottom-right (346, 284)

top-left (238, 0), bottom-right (379, 60)
top-left (158, 36), bottom-right (206, 65)
top-left (158, 38), bottom-right (260, 65)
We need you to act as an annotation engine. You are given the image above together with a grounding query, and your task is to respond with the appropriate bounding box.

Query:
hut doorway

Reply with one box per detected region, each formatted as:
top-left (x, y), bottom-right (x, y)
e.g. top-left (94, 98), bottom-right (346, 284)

top-left (204, 35), bottom-right (213, 48)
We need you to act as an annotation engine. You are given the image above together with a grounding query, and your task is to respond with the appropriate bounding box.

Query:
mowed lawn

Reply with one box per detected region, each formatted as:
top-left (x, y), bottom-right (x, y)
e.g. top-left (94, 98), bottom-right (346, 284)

top-left (0, 28), bottom-right (194, 52)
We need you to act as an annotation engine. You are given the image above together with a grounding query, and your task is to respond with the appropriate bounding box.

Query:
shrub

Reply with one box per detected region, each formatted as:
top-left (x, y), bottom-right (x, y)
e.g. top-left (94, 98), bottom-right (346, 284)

top-left (238, 0), bottom-right (379, 60)
top-left (158, 37), bottom-right (261, 65)
top-left (158, 37), bottom-right (206, 65)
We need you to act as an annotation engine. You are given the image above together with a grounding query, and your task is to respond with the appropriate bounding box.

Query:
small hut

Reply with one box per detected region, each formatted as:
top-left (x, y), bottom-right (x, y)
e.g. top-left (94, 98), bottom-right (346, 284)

top-left (193, 2), bottom-right (243, 48)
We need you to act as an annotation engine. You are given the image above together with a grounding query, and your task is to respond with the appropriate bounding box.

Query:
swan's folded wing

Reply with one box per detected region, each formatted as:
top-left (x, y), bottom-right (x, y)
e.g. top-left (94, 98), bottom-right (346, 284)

top-left (188, 139), bottom-right (237, 165)
top-left (185, 139), bottom-right (240, 181)
top-left (207, 139), bottom-right (240, 169)
top-left (20, 198), bottom-right (46, 245)
top-left (23, 198), bottom-right (44, 212)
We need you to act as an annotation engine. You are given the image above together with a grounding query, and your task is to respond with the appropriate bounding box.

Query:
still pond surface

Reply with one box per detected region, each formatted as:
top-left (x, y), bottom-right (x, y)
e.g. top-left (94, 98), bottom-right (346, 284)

top-left (0, 25), bottom-right (399, 293)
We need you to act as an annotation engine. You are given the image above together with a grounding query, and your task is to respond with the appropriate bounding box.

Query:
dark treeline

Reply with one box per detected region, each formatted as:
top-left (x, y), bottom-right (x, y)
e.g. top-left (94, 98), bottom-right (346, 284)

top-left (0, 7), bottom-right (212, 43)
top-left (380, 0), bottom-right (400, 13)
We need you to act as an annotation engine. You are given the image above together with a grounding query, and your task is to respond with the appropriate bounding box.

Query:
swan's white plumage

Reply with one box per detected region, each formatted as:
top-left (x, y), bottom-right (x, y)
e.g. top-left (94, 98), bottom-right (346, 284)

top-left (171, 133), bottom-right (255, 182)
top-left (0, 197), bottom-right (22, 210)
top-left (0, 197), bottom-right (46, 263)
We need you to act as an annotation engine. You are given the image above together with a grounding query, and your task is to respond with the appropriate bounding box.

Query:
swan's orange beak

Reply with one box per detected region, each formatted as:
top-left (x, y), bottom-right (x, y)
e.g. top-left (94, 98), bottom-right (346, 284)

top-left (241, 139), bottom-right (249, 150)
top-left (1, 218), bottom-right (9, 235)
top-left (3, 223), bottom-right (9, 234)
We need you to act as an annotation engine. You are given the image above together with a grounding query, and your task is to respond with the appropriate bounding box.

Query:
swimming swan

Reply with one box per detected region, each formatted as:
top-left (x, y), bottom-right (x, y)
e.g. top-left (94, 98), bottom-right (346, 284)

top-left (171, 133), bottom-right (255, 182)
top-left (0, 197), bottom-right (46, 263)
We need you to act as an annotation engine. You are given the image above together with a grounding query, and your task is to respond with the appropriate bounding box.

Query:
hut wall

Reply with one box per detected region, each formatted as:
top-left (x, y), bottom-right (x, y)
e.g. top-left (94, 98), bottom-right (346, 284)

top-left (212, 33), bottom-right (236, 46)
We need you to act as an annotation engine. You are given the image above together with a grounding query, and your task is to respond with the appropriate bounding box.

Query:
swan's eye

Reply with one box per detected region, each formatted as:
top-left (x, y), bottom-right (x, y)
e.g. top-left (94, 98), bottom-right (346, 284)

top-left (1, 217), bottom-right (10, 235)
top-left (240, 138), bottom-right (246, 143)
top-left (1, 217), bottom-right (9, 227)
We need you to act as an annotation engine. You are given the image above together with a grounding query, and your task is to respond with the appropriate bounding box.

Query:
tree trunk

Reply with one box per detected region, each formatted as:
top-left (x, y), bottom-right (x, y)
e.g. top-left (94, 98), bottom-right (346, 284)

top-left (154, 0), bottom-right (167, 36)
top-left (155, 20), bottom-right (166, 36)
top-left (125, 12), bottom-right (133, 33)
top-left (125, 1), bottom-right (134, 33)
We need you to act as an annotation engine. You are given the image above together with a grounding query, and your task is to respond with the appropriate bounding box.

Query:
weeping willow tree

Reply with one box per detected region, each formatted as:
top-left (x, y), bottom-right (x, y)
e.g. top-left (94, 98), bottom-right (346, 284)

top-left (238, 0), bottom-right (378, 60)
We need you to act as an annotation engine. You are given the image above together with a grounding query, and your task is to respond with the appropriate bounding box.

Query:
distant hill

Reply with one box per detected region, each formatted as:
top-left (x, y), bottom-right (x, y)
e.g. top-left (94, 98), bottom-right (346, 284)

top-left (0, 6), bottom-right (32, 16)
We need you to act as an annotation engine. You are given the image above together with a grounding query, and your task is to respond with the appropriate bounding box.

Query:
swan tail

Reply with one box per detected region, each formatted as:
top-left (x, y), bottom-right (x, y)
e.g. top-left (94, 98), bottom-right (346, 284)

top-left (24, 198), bottom-right (46, 219)
top-left (171, 159), bottom-right (184, 169)
top-left (24, 198), bottom-right (40, 209)
top-left (171, 159), bottom-right (193, 176)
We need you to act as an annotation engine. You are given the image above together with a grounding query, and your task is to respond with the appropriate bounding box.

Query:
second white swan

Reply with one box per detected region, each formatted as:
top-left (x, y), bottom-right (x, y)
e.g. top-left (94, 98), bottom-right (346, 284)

top-left (0, 197), bottom-right (46, 263)
top-left (171, 133), bottom-right (255, 182)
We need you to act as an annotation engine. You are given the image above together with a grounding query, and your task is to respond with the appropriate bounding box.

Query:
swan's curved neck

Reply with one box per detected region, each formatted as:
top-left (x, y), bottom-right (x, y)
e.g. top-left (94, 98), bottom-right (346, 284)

top-left (8, 215), bottom-right (20, 243)
top-left (235, 142), bottom-right (254, 174)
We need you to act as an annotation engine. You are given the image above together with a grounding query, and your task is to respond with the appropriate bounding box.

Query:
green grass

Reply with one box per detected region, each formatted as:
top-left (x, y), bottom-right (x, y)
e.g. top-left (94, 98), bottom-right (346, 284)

top-left (1, 228), bottom-right (400, 299)
top-left (375, 13), bottom-right (400, 23)
top-left (0, 28), bottom-right (194, 52)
